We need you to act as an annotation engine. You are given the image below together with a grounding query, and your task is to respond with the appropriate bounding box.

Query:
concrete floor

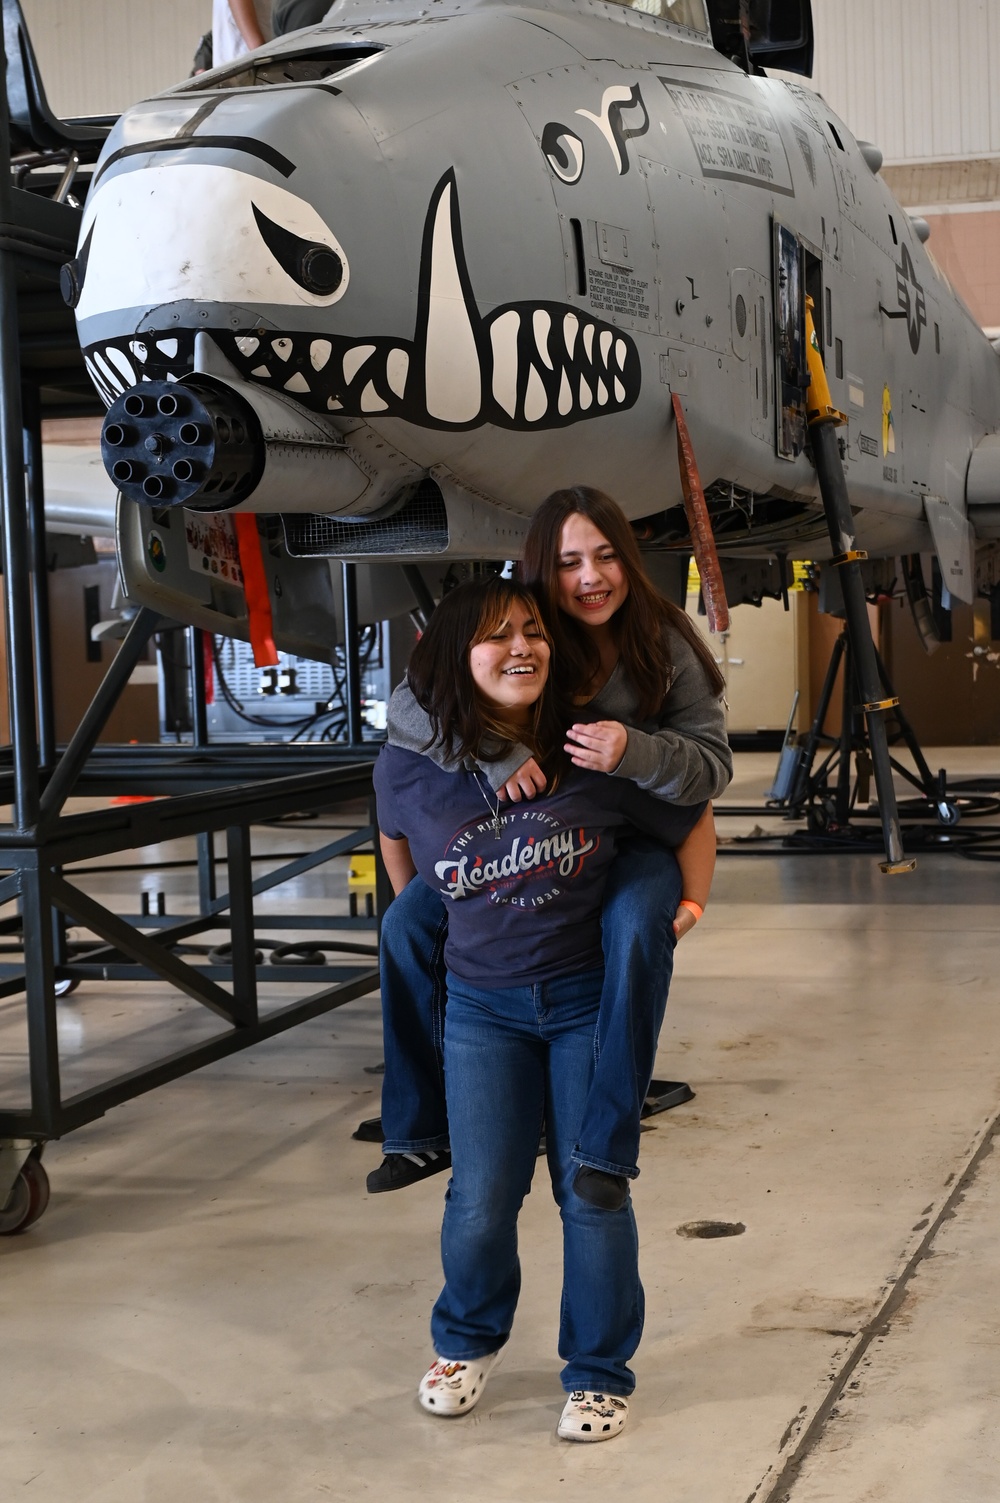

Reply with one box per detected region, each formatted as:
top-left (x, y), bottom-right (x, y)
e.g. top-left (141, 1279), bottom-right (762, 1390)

top-left (1, 749), bottom-right (999, 1502)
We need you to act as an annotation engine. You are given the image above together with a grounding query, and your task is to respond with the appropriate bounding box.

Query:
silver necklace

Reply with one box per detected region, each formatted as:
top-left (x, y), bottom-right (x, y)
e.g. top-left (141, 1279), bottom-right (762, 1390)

top-left (474, 773), bottom-right (504, 840)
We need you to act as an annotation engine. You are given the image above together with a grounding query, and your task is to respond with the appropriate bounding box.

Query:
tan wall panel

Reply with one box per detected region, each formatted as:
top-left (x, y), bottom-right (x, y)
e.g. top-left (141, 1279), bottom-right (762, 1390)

top-left (21, 0), bottom-right (210, 118)
top-left (786, 1), bottom-right (1000, 165)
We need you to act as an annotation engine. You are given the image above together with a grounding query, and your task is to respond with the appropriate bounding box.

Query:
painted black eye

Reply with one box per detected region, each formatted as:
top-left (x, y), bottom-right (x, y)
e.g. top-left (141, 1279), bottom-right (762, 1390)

top-left (252, 203), bottom-right (344, 296)
top-left (60, 223), bottom-right (94, 309)
top-left (542, 122), bottom-right (585, 185)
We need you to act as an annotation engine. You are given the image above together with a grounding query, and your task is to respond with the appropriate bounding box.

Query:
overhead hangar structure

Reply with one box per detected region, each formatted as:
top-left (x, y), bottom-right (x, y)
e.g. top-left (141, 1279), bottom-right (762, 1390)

top-left (67, 0), bottom-right (1000, 864)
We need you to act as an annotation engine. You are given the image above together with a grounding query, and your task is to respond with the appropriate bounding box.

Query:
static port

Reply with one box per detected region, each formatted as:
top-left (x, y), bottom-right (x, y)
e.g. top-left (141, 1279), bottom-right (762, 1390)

top-left (104, 424), bottom-right (127, 447)
top-left (157, 393), bottom-right (181, 416)
top-left (172, 458), bottom-right (195, 481)
top-left (123, 394), bottom-right (147, 417)
top-left (178, 421), bottom-right (202, 445)
top-left (112, 460), bottom-right (136, 482)
top-left (143, 475), bottom-right (165, 498)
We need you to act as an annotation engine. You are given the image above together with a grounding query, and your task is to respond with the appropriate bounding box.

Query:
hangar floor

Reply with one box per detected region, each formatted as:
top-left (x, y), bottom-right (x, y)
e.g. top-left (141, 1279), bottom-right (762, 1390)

top-left (2, 748), bottom-right (999, 1502)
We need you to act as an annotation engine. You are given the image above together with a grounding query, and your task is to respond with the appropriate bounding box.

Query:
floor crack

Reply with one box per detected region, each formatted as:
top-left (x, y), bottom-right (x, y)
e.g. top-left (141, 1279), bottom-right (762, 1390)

top-left (754, 1106), bottom-right (1000, 1503)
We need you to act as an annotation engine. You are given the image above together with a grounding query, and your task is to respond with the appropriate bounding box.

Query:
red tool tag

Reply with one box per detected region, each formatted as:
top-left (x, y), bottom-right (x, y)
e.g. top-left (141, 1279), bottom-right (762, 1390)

top-left (232, 513), bottom-right (279, 667)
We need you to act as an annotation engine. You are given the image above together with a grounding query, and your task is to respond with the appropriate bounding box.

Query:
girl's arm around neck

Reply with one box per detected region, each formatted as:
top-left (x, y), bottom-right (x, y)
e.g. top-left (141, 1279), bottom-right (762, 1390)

top-left (387, 680), bottom-right (536, 792)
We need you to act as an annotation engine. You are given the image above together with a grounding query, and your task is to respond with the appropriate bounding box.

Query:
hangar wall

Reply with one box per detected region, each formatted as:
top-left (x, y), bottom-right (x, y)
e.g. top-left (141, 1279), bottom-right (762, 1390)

top-left (807, 0), bottom-right (1000, 163)
top-left (802, 1), bottom-right (1000, 333)
top-left (20, 0), bottom-right (210, 116)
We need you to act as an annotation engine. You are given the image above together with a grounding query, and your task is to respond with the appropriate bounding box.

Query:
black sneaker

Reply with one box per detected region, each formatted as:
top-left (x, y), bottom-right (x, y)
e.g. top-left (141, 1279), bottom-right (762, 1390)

top-left (366, 1149), bottom-right (452, 1194)
top-left (572, 1166), bottom-right (629, 1212)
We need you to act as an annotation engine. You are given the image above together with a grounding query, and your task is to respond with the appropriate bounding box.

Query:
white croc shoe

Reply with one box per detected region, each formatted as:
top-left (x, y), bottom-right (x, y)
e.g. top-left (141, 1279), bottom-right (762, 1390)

top-left (557, 1389), bottom-right (629, 1442)
top-left (417, 1351), bottom-right (501, 1417)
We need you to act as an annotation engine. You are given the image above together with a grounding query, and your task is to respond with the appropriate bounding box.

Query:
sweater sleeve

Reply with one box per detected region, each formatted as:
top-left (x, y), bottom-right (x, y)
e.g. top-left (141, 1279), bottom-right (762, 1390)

top-left (610, 630), bottom-right (733, 803)
top-left (386, 681), bottom-right (533, 788)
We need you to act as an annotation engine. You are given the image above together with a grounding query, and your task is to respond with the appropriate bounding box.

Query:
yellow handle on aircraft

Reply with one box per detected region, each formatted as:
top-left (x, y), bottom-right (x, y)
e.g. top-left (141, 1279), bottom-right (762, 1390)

top-left (804, 294), bottom-right (847, 428)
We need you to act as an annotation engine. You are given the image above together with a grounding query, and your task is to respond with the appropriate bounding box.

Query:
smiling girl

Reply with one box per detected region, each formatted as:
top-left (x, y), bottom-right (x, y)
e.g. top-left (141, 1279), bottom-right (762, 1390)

top-left (374, 487), bottom-right (729, 1209)
top-left (373, 576), bottom-right (710, 1438)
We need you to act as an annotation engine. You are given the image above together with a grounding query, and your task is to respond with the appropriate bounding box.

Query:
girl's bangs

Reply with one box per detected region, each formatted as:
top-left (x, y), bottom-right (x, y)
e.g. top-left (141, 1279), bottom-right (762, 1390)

top-left (471, 586), bottom-right (551, 647)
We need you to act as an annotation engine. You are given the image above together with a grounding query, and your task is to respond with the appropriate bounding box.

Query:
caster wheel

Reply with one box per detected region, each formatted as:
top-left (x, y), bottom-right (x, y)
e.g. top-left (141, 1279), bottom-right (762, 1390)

top-left (54, 977), bottom-right (79, 997)
top-left (0, 1153), bottom-right (50, 1235)
top-left (936, 802), bottom-right (960, 828)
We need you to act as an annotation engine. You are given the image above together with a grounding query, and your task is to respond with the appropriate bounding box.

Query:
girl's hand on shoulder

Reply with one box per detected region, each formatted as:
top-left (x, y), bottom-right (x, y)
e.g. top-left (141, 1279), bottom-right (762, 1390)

top-left (565, 720), bottom-right (628, 773)
top-left (497, 756), bottom-right (547, 802)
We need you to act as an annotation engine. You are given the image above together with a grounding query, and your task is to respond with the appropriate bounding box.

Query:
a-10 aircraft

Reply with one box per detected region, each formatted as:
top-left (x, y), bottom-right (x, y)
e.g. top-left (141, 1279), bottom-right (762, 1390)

top-left (68, 0), bottom-right (1000, 666)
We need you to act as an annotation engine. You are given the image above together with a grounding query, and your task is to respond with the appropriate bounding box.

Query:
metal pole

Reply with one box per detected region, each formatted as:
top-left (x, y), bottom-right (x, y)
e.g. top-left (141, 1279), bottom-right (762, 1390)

top-left (39, 606), bottom-right (159, 822)
top-left (189, 627), bottom-right (218, 907)
top-left (804, 294), bottom-right (912, 872)
top-left (0, 39), bottom-right (40, 832)
top-left (23, 389), bottom-right (56, 769)
top-left (190, 627), bottom-right (209, 746)
top-left (810, 424), bottom-right (910, 870)
top-left (340, 561), bottom-right (363, 746)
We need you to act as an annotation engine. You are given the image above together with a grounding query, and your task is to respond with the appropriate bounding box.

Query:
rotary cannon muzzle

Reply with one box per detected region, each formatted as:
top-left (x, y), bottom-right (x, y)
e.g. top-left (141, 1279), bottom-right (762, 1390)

top-left (102, 377), bottom-right (265, 510)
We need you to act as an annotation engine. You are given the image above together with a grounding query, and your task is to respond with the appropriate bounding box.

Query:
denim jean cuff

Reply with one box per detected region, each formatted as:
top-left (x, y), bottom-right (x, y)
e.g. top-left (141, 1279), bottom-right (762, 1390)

top-left (381, 1133), bottom-right (451, 1154)
top-left (571, 1148), bottom-right (640, 1180)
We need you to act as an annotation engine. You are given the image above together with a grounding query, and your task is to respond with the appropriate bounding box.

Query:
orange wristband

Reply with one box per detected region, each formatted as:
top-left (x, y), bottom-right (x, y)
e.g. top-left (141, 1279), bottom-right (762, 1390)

top-left (678, 899), bottom-right (704, 922)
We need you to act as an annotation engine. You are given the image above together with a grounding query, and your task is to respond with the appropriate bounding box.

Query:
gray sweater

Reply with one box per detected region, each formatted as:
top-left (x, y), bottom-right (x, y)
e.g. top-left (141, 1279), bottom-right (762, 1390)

top-left (386, 624), bottom-right (732, 804)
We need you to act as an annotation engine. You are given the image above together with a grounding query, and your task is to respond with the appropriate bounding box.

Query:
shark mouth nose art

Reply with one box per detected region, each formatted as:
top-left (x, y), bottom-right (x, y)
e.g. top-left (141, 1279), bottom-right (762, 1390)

top-left (82, 171), bottom-right (640, 433)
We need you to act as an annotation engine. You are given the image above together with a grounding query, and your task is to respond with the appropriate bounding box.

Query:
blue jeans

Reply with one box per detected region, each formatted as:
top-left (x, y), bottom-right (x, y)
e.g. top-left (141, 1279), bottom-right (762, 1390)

top-left (432, 968), bottom-right (643, 1396)
top-left (377, 839), bottom-right (681, 1176)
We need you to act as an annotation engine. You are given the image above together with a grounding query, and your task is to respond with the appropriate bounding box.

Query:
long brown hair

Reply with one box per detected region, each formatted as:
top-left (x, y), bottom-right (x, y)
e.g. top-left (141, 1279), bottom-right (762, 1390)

top-left (520, 486), bottom-right (726, 717)
top-left (407, 577), bottom-right (567, 772)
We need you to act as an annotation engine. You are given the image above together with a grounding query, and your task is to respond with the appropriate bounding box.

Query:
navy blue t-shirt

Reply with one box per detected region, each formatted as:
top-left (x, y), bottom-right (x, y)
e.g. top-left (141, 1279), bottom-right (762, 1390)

top-left (374, 745), bottom-right (704, 986)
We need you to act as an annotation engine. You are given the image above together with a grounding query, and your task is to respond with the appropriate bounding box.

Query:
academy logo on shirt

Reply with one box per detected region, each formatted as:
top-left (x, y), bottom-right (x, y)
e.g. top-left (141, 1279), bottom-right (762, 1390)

top-left (434, 807), bottom-right (599, 908)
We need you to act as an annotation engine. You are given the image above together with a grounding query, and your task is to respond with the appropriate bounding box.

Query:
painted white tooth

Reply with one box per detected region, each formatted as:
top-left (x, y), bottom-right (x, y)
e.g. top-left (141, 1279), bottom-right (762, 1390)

top-left (563, 312), bottom-right (579, 361)
top-left (583, 323), bottom-right (595, 362)
top-left (250, 365), bottom-right (271, 378)
top-left (533, 309), bottom-right (553, 370)
top-left (166, 372), bottom-right (179, 383)
top-left (284, 372), bottom-right (310, 393)
top-left (599, 329), bottom-right (613, 366)
top-left (236, 336), bottom-right (260, 358)
top-left (106, 347), bottom-right (136, 385)
top-left (597, 378), bottom-right (609, 406)
top-left (614, 376), bottom-right (626, 403)
top-left (84, 355), bottom-right (113, 407)
top-left (156, 338), bottom-right (178, 358)
top-left (129, 340), bottom-right (148, 364)
top-left (490, 310), bottom-right (520, 419)
top-left (272, 338), bottom-right (293, 362)
top-left (361, 381), bottom-right (388, 412)
top-left (327, 397), bottom-right (343, 411)
top-left (423, 178), bottom-right (482, 423)
top-left (343, 343), bottom-right (375, 386)
top-left (93, 350), bottom-right (124, 393)
top-left (557, 368), bottom-right (573, 417)
top-left (310, 339), bottom-right (332, 371)
top-left (386, 348), bottom-right (409, 398)
top-left (615, 338), bottom-right (627, 370)
top-left (579, 374), bottom-right (593, 411)
top-left (524, 365), bottom-right (547, 422)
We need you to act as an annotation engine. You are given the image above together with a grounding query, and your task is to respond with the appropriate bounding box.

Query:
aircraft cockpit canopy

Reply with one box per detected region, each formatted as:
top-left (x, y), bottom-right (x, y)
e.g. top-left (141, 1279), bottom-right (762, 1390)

top-left (184, 44), bottom-right (385, 94)
top-left (605, 0), bottom-right (710, 34)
